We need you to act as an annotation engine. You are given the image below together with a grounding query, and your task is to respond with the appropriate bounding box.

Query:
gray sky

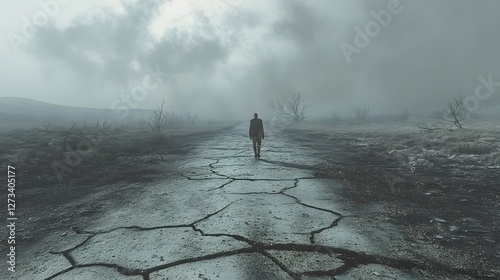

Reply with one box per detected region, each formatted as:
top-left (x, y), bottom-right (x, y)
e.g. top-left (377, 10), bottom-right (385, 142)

top-left (2, 0), bottom-right (500, 120)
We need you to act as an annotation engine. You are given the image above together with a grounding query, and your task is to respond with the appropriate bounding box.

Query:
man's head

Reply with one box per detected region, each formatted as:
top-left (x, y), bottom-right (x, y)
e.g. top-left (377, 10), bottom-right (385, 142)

top-left (254, 113), bottom-right (258, 118)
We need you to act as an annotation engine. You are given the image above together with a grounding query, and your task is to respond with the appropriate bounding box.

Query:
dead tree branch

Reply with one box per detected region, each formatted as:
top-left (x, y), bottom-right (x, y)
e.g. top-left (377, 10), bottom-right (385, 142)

top-left (442, 95), bottom-right (467, 129)
top-left (331, 110), bottom-right (342, 122)
top-left (353, 105), bottom-right (370, 121)
top-left (397, 108), bottom-right (410, 122)
top-left (269, 92), bottom-right (312, 122)
top-left (148, 100), bottom-right (168, 133)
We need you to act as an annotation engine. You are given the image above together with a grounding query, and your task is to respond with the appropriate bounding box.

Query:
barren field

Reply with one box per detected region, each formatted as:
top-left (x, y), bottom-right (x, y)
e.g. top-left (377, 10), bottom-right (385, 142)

top-left (0, 117), bottom-right (499, 279)
top-left (289, 118), bottom-right (500, 278)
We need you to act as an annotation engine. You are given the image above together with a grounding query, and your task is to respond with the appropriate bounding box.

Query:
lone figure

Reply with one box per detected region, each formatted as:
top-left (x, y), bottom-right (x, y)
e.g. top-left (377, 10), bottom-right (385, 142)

top-left (249, 113), bottom-right (265, 158)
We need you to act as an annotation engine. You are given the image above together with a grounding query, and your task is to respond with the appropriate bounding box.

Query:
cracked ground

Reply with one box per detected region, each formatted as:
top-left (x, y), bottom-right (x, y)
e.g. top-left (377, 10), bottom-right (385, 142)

top-left (3, 124), bottom-right (497, 279)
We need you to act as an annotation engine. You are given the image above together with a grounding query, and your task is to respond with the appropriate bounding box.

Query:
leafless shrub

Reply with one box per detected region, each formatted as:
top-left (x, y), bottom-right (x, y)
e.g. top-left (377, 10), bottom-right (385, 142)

top-left (269, 92), bottom-right (312, 123)
top-left (147, 100), bottom-right (168, 133)
top-left (185, 111), bottom-right (198, 125)
top-left (34, 118), bottom-right (111, 148)
top-left (353, 105), bottom-right (370, 121)
top-left (397, 108), bottom-right (410, 122)
top-left (331, 110), bottom-right (342, 122)
top-left (442, 95), bottom-right (468, 129)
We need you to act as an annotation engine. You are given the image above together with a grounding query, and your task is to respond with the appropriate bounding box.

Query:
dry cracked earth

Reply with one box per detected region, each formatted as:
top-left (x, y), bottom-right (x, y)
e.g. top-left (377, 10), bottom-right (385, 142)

top-left (3, 124), bottom-right (497, 279)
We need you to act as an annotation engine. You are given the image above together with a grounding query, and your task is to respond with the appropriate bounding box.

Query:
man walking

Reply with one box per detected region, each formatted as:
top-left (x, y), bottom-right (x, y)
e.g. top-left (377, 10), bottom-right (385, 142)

top-left (249, 113), bottom-right (265, 158)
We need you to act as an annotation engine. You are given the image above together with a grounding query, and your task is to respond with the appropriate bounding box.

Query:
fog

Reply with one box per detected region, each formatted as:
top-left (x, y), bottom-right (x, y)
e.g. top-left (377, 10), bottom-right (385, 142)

top-left (2, 0), bottom-right (500, 121)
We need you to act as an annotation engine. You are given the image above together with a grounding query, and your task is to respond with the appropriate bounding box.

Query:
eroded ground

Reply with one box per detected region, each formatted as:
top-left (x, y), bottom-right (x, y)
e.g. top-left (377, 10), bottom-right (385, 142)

top-left (1, 121), bottom-right (499, 279)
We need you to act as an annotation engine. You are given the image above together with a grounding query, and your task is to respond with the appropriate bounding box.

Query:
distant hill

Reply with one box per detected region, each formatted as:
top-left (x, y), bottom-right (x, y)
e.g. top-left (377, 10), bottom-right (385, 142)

top-left (0, 97), bottom-right (152, 128)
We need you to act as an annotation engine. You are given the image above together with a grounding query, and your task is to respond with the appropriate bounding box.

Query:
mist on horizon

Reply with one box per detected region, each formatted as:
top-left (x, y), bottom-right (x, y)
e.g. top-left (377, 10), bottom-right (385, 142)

top-left (1, 0), bottom-right (500, 122)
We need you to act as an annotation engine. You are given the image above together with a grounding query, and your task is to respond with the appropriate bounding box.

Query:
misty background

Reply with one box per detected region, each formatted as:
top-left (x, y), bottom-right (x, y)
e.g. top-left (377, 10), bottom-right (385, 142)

top-left (1, 0), bottom-right (499, 122)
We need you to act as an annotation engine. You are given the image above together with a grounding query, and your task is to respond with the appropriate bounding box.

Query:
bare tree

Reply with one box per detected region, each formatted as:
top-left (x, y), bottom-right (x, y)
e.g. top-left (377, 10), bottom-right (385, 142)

top-left (353, 105), bottom-right (370, 121)
top-left (331, 109), bottom-right (342, 122)
top-left (148, 100), bottom-right (168, 133)
top-left (442, 95), bottom-right (467, 129)
top-left (185, 111), bottom-right (198, 125)
top-left (269, 92), bottom-right (312, 123)
top-left (397, 108), bottom-right (410, 122)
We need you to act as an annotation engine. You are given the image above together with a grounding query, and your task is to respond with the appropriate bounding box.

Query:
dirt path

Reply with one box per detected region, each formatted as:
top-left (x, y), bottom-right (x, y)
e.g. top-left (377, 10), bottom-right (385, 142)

top-left (2, 124), bottom-right (495, 279)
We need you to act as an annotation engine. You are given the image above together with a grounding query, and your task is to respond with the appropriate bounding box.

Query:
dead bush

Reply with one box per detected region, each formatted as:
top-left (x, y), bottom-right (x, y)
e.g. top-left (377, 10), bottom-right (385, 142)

top-left (270, 92), bottom-right (312, 122)
top-left (397, 108), bottom-right (410, 122)
top-left (353, 105), bottom-right (370, 121)
top-left (331, 110), bottom-right (342, 122)
top-left (442, 95), bottom-right (468, 129)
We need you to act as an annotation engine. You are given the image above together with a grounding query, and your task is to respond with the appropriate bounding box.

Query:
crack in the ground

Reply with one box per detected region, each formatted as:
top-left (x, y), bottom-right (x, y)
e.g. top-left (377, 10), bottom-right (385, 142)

top-left (45, 261), bottom-right (146, 280)
top-left (181, 175), bottom-right (228, 181)
top-left (299, 261), bottom-right (356, 278)
top-left (191, 226), bottom-right (258, 246)
top-left (309, 216), bottom-right (343, 245)
top-left (49, 231), bottom-right (95, 255)
top-left (206, 178), bottom-right (235, 191)
top-left (48, 235), bottom-right (488, 279)
top-left (225, 191), bottom-right (279, 195)
top-left (45, 201), bottom-right (240, 280)
top-left (274, 178), bottom-right (345, 246)
top-left (48, 236), bottom-right (488, 279)
top-left (259, 243), bottom-right (486, 279)
top-left (139, 248), bottom-right (256, 278)
top-left (260, 250), bottom-right (301, 280)
top-left (70, 224), bottom-right (192, 236)
top-left (199, 166), bottom-right (347, 249)
top-left (45, 179), bottom-right (488, 280)
top-left (43, 152), bottom-right (492, 280)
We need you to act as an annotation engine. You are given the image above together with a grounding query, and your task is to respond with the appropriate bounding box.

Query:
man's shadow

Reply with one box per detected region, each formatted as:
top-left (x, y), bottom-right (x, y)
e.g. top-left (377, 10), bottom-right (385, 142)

top-left (257, 158), bottom-right (316, 171)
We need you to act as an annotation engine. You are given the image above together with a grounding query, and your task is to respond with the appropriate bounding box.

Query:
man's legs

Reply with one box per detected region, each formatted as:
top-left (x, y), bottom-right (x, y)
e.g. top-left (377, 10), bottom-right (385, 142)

top-left (252, 138), bottom-right (258, 158)
top-left (256, 138), bottom-right (262, 158)
top-left (252, 136), bottom-right (262, 158)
